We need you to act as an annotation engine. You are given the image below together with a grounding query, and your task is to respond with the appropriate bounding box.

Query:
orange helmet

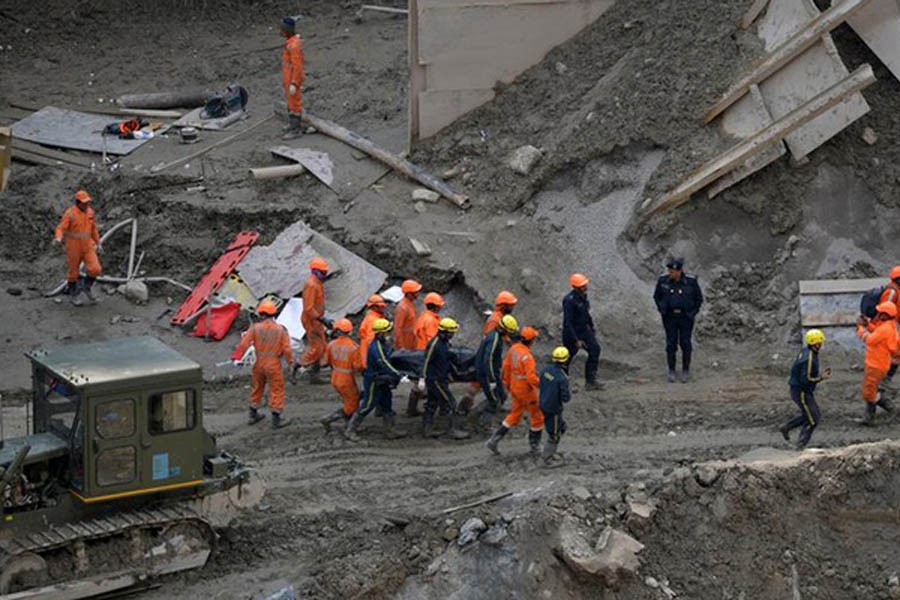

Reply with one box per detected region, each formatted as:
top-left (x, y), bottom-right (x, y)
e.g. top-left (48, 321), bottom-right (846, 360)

top-left (877, 302), bottom-right (898, 318)
top-left (401, 279), bottom-right (423, 294)
top-left (257, 300), bottom-right (277, 316)
top-left (424, 292), bottom-right (445, 308)
top-left (74, 189), bottom-right (92, 203)
top-left (334, 318), bottom-right (353, 334)
top-left (570, 273), bottom-right (589, 288)
top-left (494, 290), bottom-right (518, 308)
top-left (891, 265), bottom-right (900, 281)
top-left (309, 257), bottom-right (329, 273)
top-left (520, 326), bottom-right (539, 341)
top-left (366, 294), bottom-right (386, 308)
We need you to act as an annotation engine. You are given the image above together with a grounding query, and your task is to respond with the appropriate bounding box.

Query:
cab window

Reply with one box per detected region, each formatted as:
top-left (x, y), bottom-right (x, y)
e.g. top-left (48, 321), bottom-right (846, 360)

top-left (95, 399), bottom-right (135, 439)
top-left (96, 447), bottom-right (136, 486)
top-left (149, 390), bottom-right (196, 434)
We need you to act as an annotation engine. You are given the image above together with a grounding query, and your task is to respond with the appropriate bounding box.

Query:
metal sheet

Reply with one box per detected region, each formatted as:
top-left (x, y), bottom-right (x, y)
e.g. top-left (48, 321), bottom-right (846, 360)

top-left (11, 106), bottom-right (157, 155)
top-left (269, 145), bottom-right (335, 188)
top-left (845, 0), bottom-right (900, 83)
top-left (799, 292), bottom-right (860, 326)
top-left (237, 221), bottom-right (387, 319)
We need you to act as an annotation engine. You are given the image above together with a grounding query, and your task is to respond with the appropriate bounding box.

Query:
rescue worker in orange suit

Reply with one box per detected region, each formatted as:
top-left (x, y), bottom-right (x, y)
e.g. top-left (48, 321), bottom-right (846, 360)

top-left (53, 189), bottom-right (102, 306)
top-left (280, 15), bottom-right (305, 140)
top-left (460, 290), bottom-right (519, 414)
top-left (780, 329), bottom-right (831, 450)
top-left (415, 292), bottom-right (444, 350)
top-left (296, 257), bottom-right (332, 384)
top-left (234, 300), bottom-right (295, 428)
top-left (563, 273), bottom-right (603, 390)
top-left (394, 279), bottom-right (424, 415)
top-left (359, 294), bottom-right (389, 368)
top-left (346, 319), bottom-right (411, 441)
top-left (472, 314), bottom-right (519, 429)
top-left (320, 319), bottom-right (363, 432)
top-left (857, 302), bottom-right (900, 425)
top-left (880, 266), bottom-right (900, 382)
top-left (653, 257), bottom-right (703, 383)
top-left (486, 326), bottom-right (544, 456)
top-left (421, 318), bottom-right (470, 440)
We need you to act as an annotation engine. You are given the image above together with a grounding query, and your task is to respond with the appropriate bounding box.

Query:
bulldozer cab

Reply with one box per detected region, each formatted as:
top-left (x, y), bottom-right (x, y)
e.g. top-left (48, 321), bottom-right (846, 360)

top-left (25, 336), bottom-right (207, 503)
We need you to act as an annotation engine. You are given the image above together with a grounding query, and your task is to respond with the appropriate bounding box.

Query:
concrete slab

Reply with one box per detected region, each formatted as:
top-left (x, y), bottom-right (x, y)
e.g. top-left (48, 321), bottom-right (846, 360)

top-left (844, 0), bottom-right (900, 82)
top-left (11, 106), bottom-right (158, 155)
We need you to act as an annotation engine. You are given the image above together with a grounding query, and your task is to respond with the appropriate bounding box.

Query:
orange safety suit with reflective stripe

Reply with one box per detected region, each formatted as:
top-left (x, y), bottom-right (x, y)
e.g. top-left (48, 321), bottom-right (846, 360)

top-left (415, 310), bottom-right (440, 350)
top-left (326, 336), bottom-right (362, 416)
top-left (358, 308), bottom-right (386, 368)
top-left (394, 297), bottom-right (418, 350)
top-left (282, 34), bottom-right (304, 114)
top-left (55, 205), bottom-right (102, 283)
top-left (880, 283), bottom-right (900, 312)
top-left (483, 310), bottom-right (503, 336)
top-left (501, 342), bottom-right (543, 430)
top-left (301, 274), bottom-right (326, 366)
top-left (235, 319), bottom-right (294, 412)
top-left (858, 319), bottom-right (900, 403)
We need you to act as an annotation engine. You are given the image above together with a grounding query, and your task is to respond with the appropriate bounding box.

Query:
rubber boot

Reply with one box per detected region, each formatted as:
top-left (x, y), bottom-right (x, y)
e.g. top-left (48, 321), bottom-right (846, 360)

top-left (447, 415), bottom-right (471, 440)
top-left (585, 380), bottom-right (605, 391)
top-left (248, 406), bottom-right (265, 425)
top-left (272, 411), bottom-right (291, 429)
top-left (308, 365), bottom-right (327, 385)
top-left (543, 440), bottom-right (562, 466)
top-left (82, 276), bottom-right (98, 304)
top-left (290, 364), bottom-right (305, 385)
top-left (485, 424), bottom-right (508, 455)
top-left (406, 390), bottom-right (422, 417)
top-left (860, 403), bottom-right (877, 426)
top-left (67, 281), bottom-right (83, 306)
top-left (320, 408), bottom-right (346, 433)
top-left (383, 414), bottom-right (407, 439)
top-left (779, 423), bottom-right (791, 442)
top-left (282, 114), bottom-right (303, 140)
top-left (877, 395), bottom-right (894, 413)
top-left (667, 369), bottom-right (676, 383)
top-left (680, 369), bottom-right (690, 384)
top-left (528, 429), bottom-right (543, 457)
top-left (345, 413), bottom-right (363, 441)
top-left (421, 412), bottom-right (435, 438)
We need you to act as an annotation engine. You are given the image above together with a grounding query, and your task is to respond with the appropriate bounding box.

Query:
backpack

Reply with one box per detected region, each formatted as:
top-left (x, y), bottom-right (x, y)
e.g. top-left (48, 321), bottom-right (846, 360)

top-left (201, 84), bottom-right (249, 119)
top-left (860, 286), bottom-right (886, 319)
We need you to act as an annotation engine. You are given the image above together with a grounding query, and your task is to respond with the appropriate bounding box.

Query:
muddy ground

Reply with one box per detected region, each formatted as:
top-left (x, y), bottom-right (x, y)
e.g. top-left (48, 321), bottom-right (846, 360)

top-left (1, 0), bottom-right (899, 598)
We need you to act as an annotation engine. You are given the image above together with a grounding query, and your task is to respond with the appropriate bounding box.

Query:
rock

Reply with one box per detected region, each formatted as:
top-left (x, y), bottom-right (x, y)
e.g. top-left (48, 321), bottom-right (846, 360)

top-left (119, 279), bottom-right (149, 304)
top-left (627, 499), bottom-right (655, 520)
top-left (862, 127), bottom-right (878, 145)
top-left (442, 165), bottom-right (462, 179)
top-left (508, 145), bottom-right (543, 175)
top-left (441, 526), bottom-right (459, 542)
top-left (556, 517), bottom-right (643, 588)
top-left (53, 298), bottom-right (63, 304)
top-left (412, 188), bottom-right (441, 203)
top-left (572, 486), bottom-right (592, 501)
top-left (889, 574), bottom-right (899, 587)
top-left (414, 201), bottom-right (427, 214)
top-left (645, 576), bottom-right (659, 588)
top-left (457, 517), bottom-right (487, 546)
top-left (110, 314), bottom-right (122, 325)
top-left (409, 238), bottom-right (432, 257)
top-left (481, 524), bottom-right (508, 546)
top-left (6, 287), bottom-right (22, 296)
top-left (694, 465), bottom-right (719, 487)
top-left (555, 61), bottom-right (568, 75)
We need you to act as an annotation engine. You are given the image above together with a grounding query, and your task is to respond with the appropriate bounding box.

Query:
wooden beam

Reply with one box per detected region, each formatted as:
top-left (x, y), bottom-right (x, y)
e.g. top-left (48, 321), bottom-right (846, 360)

top-left (705, 0), bottom-right (873, 123)
top-left (12, 138), bottom-right (96, 168)
top-left (739, 0), bottom-right (771, 29)
top-left (644, 64), bottom-right (875, 220)
top-left (799, 277), bottom-right (884, 295)
top-left (801, 311), bottom-right (859, 327)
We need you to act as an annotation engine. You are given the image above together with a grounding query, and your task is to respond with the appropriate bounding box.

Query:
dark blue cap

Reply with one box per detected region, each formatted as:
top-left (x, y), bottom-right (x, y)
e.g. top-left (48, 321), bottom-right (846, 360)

top-left (282, 16), bottom-right (296, 28)
top-left (666, 257), bottom-right (684, 270)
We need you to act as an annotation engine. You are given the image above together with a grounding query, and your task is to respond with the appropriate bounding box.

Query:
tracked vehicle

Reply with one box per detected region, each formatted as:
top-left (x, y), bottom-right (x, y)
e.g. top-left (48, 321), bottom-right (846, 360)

top-left (0, 336), bottom-right (263, 598)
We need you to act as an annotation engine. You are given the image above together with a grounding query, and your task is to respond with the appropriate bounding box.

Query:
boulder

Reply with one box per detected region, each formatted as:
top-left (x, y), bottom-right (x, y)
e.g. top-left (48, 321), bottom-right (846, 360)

top-left (508, 145), bottom-right (542, 175)
top-left (119, 279), bottom-right (149, 304)
top-left (457, 518), bottom-right (487, 546)
top-left (412, 188), bottom-right (441, 203)
top-left (556, 517), bottom-right (644, 588)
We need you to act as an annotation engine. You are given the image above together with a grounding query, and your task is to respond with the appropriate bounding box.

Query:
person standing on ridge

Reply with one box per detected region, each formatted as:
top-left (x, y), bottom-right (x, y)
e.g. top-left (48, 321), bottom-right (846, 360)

top-left (280, 15), bottom-right (305, 139)
top-left (54, 189), bottom-right (102, 306)
top-left (562, 274), bottom-right (603, 390)
top-left (653, 257), bottom-right (703, 383)
top-left (780, 329), bottom-right (830, 450)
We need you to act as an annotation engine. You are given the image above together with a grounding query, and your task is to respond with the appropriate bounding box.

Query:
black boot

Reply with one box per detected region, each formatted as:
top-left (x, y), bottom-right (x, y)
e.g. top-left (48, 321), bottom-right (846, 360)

top-left (447, 415), bottom-right (471, 440)
top-left (485, 424), bottom-right (508, 455)
top-left (282, 113), bottom-right (303, 140)
top-left (345, 413), bottom-right (363, 441)
top-left (83, 276), bottom-right (98, 304)
top-left (860, 403), bottom-right (877, 426)
top-left (667, 369), bottom-right (676, 383)
top-left (406, 390), bottom-right (422, 417)
top-left (271, 411), bottom-right (291, 429)
top-left (680, 369), bottom-right (690, 383)
top-left (528, 429), bottom-right (543, 456)
top-left (383, 414), bottom-right (407, 439)
top-left (248, 406), bottom-right (265, 425)
top-left (308, 364), bottom-right (327, 385)
top-left (543, 440), bottom-right (562, 466)
top-left (67, 281), bottom-right (83, 306)
top-left (877, 395), bottom-right (894, 413)
top-left (779, 423), bottom-right (791, 442)
top-left (320, 408), bottom-right (346, 433)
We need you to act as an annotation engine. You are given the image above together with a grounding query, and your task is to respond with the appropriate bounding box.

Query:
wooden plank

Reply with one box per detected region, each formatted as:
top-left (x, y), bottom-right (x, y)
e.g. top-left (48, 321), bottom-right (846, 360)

top-left (12, 138), bottom-right (96, 168)
top-left (644, 64), bottom-right (876, 220)
top-left (798, 277), bottom-right (884, 294)
top-left (740, 0), bottom-right (772, 29)
top-left (845, 0), bottom-right (900, 82)
top-left (361, 4), bottom-right (409, 14)
top-left (704, 0), bottom-right (874, 123)
top-left (801, 312), bottom-right (859, 327)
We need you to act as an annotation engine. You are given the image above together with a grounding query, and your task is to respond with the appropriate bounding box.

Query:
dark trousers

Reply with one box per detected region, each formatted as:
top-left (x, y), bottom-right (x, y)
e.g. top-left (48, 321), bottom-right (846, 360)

top-left (543, 411), bottom-right (567, 444)
top-left (663, 313), bottom-right (694, 371)
top-left (564, 333), bottom-right (600, 383)
top-left (424, 380), bottom-right (457, 420)
top-left (357, 380), bottom-right (394, 420)
top-left (784, 387), bottom-right (820, 447)
top-left (477, 373), bottom-right (505, 414)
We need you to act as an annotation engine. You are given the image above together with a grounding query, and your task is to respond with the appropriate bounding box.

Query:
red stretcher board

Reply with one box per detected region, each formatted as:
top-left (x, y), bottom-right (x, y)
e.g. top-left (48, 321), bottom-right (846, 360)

top-left (170, 231), bottom-right (259, 326)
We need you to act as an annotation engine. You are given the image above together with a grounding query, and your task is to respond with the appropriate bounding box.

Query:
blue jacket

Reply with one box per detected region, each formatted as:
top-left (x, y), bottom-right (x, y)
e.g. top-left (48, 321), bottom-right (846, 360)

top-left (562, 290), bottom-right (595, 343)
top-left (365, 336), bottom-right (402, 387)
top-left (422, 335), bottom-right (453, 383)
top-left (653, 273), bottom-right (703, 319)
top-left (539, 364), bottom-right (571, 414)
top-left (789, 347), bottom-right (823, 392)
top-left (475, 329), bottom-right (504, 383)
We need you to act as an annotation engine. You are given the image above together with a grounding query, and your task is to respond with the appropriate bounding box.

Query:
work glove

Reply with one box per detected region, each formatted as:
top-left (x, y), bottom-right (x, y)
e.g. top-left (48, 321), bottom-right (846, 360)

top-left (417, 378), bottom-right (426, 392)
top-left (95, 243), bottom-right (103, 254)
top-left (53, 237), bottom-right (62, 246)
top-left (399, 375), bottom-right (410, 385)
top-left (288, 84), bottom-right (298, 96)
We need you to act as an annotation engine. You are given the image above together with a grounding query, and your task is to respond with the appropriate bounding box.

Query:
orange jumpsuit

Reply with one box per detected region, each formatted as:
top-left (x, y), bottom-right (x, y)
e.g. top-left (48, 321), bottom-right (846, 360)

top-left (282, 34), bottom-right (304, 114)
top-left (55, 205), bottom-right (102, 283)
top-left (858, 319), bottom-right (900, 403)
top-left (415, 310), bottom-right (440, 350)
top-left (358, 308), bottom-right (386, 368)
top-left (394, 297), bottom-right (418, 350)
top-left (326, 336), bottom-right (362, 416)
top-left (880, 283), bottom-right (900, 312)
top-left (235, 319), bottom-right (294, 412)
top-left (301, 274), bottom-right (327, 366)
top-left (501, 342), bottom-right (544, 430)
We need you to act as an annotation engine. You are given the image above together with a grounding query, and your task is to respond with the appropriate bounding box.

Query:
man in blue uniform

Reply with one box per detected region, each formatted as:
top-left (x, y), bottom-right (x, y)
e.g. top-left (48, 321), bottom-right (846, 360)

top-left (346, 318), bottom-right (409, 441)
top-left (472, 314), bottom-right (519, 430)
top-left (780, 329), bottom-right (831, 449)
top-left (653, 257), bottom-right (703, 383)
top-left (563, 273), bottom-right (603, 390)
top-left (421, 318), bottom-right (470, 440)
top-left (540, 346), bottom-right (572, 465)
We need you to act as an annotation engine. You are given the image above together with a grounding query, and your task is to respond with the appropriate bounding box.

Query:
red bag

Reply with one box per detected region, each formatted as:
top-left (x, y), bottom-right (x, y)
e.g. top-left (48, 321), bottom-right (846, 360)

top-left (189, 302), bottom-right (241, 341)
